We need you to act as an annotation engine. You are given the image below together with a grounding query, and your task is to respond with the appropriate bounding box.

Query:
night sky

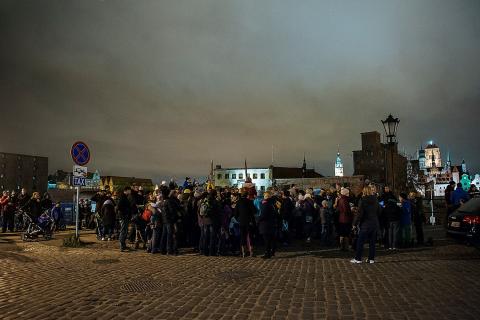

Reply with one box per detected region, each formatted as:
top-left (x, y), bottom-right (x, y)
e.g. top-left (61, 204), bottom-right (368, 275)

top-left (1, 0), bottom-right (479, 181)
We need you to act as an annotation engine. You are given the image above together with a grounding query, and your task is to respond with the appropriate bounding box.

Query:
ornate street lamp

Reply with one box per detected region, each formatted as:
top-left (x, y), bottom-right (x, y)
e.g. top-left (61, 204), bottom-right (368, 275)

top-left (381, 114), bottom-right (400, 144)
top-left (381, 114), bottom-right (400, 192)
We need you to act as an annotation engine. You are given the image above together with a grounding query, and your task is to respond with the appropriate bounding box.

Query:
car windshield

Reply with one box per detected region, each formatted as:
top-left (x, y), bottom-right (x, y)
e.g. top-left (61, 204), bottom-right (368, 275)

top-left (458, 198), bottom-right (480, 214)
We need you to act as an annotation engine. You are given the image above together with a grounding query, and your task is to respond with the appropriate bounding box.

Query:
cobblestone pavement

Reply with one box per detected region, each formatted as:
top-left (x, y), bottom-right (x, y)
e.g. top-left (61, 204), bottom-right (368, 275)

top-left (1, 228), bottom-right (479, 320)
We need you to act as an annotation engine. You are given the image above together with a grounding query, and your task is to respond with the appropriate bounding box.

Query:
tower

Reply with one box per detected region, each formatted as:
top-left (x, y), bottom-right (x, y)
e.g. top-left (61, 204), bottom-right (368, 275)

top-left (302, 154), bottom-right (307, 178)
top-left (335, 151), bottom-right (344, 177)
top-left (418, 147), bottom-right (426, 172)
top-left (424, 141), bottom-right (442, 171)
top-left (444, 151), bottom-right (452, 173)
top-left (461, 159), bottom-right (467, 174)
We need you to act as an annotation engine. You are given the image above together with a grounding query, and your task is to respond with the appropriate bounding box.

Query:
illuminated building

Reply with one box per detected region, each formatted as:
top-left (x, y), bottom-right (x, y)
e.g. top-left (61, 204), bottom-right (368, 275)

top-left (335, 152), bottom-right (344, 177)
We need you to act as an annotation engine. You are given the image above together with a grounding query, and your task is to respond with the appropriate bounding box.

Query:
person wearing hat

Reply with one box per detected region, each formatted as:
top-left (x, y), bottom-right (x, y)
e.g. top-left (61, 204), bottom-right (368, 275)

top-left (337, 187), bottom-right (353, 251)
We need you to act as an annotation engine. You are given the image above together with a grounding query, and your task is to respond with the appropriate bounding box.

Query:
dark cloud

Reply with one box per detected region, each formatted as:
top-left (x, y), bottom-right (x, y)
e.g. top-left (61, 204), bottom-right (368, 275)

top-left (1, 0), bottom-right (479, 181)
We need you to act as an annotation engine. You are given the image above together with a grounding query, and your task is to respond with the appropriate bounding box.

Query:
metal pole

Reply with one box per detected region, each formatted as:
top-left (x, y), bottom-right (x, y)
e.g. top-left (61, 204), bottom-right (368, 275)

top-left (391, 146), bottom-right (395, 192)
top-left (75, 186), bottom-right (79, 238)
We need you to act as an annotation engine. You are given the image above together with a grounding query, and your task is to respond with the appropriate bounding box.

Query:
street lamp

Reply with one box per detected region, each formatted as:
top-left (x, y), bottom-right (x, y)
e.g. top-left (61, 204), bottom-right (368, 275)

top-left (381, 114), bottom-right (400, 192)
top-left (381, 114), bottom-right (400, 144)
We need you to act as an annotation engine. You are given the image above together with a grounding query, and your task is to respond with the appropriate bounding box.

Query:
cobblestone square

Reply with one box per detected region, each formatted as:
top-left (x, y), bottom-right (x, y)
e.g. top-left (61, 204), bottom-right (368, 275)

top-left (1, 228), bottom-right (479, 320)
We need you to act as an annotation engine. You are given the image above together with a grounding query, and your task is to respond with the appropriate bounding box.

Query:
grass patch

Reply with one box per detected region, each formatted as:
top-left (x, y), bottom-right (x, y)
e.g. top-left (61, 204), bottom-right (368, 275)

top-left (62, 234), bottom-right (86, 248)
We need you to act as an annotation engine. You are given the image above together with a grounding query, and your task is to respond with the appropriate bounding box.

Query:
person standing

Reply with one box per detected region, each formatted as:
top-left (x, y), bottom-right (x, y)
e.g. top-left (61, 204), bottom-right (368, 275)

top-left (117, 187), bottom-right (133, 252)
top-left (24, 192), bottom-right (43, 222)
top-left (398, 193), bottom-right (412, 248)
top-left (382, 196), bottom-right (401, 250)
top-left (350, 185), bottom-right (381, 264)
top-left (258, 191), bottom-right (277, 259)
top-left (101, 199), bottom-right (116, 241)
top-left (444, 181), bottom-right (456, 226)
top-left (336, 187), bottom-right (353, 251)
top-left (411, 192), bottom-right (425, 246)
top-left (234, 189), bottom-right (257, 258)
top-left (451, 183), bottom-right (470, 211)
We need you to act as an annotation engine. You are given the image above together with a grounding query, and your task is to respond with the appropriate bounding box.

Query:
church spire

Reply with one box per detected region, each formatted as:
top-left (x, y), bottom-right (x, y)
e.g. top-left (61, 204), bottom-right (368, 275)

top-left (335, 149), bottom-right (344, 177)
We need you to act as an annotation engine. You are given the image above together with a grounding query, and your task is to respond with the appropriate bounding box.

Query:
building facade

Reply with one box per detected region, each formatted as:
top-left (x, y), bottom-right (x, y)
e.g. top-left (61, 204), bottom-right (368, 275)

top-left (214, 164), bottom-right (323, 191)
top-left (99, 176), bottom-right (154, 192)
top-left (353, 131), bottom-right (407, 192)
top-left (0, 152), bottom-right (48, 194)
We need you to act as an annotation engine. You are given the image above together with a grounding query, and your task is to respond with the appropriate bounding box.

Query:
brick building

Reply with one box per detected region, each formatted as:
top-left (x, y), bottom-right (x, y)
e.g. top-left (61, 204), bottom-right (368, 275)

top-left (0, 152), bottom-right (48, 194)
top-left (353, 131), bottom-right (407, 192)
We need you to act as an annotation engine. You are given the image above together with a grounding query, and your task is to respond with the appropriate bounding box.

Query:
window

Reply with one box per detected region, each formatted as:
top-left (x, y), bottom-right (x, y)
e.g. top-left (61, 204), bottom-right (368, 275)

top-left (239, 173), bottom-right (244, 179)
top-left (232, 174), bottom-right (236, 179)
top-left (217, 174), bottom-right (222, 179)
top-left (253, 173), bottom-right (258, 179)
top-left (260, 186), bottom-right (265, 191)
top-left (260, 173), bottom-right (265, 179)
top-left (33, 176), bottom-right (36, 180)
top-left (247, 173), bottom-right (251, 178)
top-left (224, 174), bottom-right (229, 179)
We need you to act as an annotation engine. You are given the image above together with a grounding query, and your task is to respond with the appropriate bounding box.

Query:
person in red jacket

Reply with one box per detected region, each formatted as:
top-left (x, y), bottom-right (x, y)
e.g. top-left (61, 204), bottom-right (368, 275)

top-left (336, 187), bottom-right (353, 251)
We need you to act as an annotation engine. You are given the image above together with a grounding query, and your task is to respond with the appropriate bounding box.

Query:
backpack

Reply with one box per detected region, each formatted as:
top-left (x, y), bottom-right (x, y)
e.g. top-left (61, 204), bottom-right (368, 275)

top-left (199, 198), bottom-right (213, 218)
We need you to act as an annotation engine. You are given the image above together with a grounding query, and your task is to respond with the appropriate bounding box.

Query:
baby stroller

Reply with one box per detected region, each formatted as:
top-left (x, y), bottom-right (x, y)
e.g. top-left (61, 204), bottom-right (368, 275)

top-left (22, 210), bottom-right (54, 241)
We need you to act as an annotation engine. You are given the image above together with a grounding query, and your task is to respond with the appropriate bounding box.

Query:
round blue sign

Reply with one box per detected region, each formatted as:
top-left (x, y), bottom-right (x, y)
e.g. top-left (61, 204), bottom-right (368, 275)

top-left (71, 141), bottom-right (90, 166)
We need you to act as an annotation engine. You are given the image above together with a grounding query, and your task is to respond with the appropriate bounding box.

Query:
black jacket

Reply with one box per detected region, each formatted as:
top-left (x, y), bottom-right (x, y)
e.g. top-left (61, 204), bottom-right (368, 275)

top-left (280, 197), bottom-right (294, 222)
top-left (25, 198), bottom-right (43, 220)
top-left (162, 197), bottom-right (179, 224)
top-left (382, 198), bottom-right (401, 224)
top-left (258, 198), bottom-right (277, 235)
top-left (117, 193), bottom-right (132, 219)
top-left (101, 200), bottom-right (116, 226)
top-left (235, 196), bottom-right (256, 227)
top-left (356, 195), bottom-right (381, 230)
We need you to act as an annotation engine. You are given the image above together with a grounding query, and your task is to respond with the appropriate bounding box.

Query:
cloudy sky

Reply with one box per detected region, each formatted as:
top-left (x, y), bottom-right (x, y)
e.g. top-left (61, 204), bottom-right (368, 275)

top-left (1, 0), bottom-right (479, 181)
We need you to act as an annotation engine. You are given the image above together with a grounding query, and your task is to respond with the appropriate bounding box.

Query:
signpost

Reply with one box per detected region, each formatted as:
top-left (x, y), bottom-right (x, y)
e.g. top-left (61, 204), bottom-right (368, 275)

top-left (71, 142), bottom-right (90, 238)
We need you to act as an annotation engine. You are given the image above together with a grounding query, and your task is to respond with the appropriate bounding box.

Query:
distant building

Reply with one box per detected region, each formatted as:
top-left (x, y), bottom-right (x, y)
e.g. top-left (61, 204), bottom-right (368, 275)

top-left (0, 152), bottom-right (48, 194)
top-left (414, 142), bottom-right (471, 196)
top-left (352, 131), bottom-right (407, 191)
top-left (424, 142), bottom-right (442, 172)
top-left (100, 176), bottom-right (154, 192)
top-left (214, 162), bottom-right (323, 191)
top-left (335, 152), bottom-right (344, 177)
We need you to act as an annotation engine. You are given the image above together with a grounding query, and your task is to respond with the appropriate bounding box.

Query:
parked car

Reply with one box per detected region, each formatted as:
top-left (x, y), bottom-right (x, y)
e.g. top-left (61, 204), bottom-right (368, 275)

top-left (447, 198), bottom-right (480, 245)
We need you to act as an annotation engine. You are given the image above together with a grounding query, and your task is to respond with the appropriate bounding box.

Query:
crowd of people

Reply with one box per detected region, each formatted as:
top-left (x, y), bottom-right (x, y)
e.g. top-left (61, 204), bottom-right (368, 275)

top-left (0, 188), bottom-right (63, 233)
top-left (84, 177), bottom-right (432, 263)
top-left (3, 178), bottom-right (478, 263)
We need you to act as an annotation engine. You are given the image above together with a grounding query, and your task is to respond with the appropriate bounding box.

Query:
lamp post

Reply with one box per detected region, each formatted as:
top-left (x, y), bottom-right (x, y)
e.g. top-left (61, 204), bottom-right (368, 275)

top-left (381, 114), bottom-right (400, 192)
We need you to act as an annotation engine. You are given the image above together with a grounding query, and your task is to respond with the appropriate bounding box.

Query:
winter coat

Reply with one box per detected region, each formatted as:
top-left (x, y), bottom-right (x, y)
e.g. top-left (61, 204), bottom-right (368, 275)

top-left (382, 199), bottom-right (401, 224)
top-left (101, 200), bottom-right (116, 226)
top-left (26, 198), bottom-right (43, 220)
top-left (355, 195), bottom-right (381, 230)
top-left (337, 195), bottom-right (352, 224)
top-left (280, 197), bottom-right (294, 222)
top-left (400, 200), bottom-right (412, 226)
top-left (303, 197), bottom-right (316, 224)
top-left (116, 193), bottom-right (133, 219)
top-left (162, 197), bottom-right (180, 224)
top-left (258, 198), bottom-right (277, 235)
top-left (51, 207), bottom-right (63, 221)
top-left (235, 196), bottom-right (257, 227)
top-left (451, 187), bottom-right (470, 206)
